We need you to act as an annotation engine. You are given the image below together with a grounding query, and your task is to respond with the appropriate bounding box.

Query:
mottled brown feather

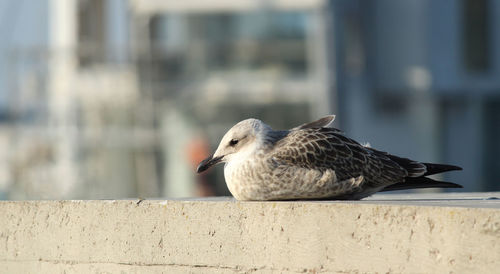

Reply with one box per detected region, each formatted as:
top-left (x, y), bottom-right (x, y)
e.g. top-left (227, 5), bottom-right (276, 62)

top-left (270, 128), bottom-right (408, 189)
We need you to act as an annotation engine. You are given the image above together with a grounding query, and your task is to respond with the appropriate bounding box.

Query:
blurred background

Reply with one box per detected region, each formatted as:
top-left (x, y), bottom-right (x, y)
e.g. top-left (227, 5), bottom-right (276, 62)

top-left (0, 0), bottom-right (498, 200)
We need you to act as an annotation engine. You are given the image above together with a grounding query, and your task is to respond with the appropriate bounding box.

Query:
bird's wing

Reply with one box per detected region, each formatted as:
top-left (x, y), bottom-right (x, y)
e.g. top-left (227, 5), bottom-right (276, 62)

top-left (270, 128), bottom-right (408, 188)
top-left (291, 115), bottom-right (336, 130)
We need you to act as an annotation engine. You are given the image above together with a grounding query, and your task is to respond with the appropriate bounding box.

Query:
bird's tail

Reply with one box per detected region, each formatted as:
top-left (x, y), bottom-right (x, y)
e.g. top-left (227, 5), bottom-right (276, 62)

top-left (422, 162), bottom-right (462, 176)
top-left (375, 152), bottom-right (463, 191)
top-left (380, 176), bottom-right (462, 192)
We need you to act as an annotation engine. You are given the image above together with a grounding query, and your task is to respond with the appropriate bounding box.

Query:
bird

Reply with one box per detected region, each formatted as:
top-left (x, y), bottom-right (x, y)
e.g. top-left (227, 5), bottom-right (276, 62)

top-left (196, 115), bottom-right (462, 201)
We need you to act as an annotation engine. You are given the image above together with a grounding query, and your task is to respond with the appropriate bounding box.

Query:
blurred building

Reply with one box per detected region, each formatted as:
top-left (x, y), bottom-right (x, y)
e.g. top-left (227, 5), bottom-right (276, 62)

top-left (0, 0), bottom-right (332, 199)
top-left (0, 0), bottom-right (150, 199)
top-left (0, 0), bottom-right (498, 199)
top-left (331, 0), bottom-right (500, 191)
top-left (131, 0), bottom-right (333, 196)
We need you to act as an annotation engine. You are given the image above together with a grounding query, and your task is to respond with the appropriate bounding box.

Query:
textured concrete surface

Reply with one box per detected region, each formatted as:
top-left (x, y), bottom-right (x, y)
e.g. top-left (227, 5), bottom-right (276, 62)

top-left (0, 192), bottom-right (499, 273)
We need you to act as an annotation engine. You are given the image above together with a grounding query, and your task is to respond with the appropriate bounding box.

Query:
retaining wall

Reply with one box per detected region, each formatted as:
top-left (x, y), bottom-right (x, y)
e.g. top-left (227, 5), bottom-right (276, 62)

top-left (1, 193), bottom-right (499, 273)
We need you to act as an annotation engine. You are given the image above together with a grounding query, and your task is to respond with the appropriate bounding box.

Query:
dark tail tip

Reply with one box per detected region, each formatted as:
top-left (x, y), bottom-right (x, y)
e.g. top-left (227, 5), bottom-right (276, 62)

top-left (381, 177), bottom-right (463, 192)
top-left (423, 163), bottom-right (462, 176)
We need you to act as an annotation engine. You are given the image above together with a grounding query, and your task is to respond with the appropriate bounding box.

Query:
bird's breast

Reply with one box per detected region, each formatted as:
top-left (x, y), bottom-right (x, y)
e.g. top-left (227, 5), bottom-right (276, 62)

top-left (223, 154), bottom-right (274, 200)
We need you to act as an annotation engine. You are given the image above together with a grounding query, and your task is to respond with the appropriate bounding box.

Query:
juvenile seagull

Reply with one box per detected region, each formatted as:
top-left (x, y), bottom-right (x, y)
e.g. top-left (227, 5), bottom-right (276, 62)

top-left (197, 115), bottom-right (462, 200)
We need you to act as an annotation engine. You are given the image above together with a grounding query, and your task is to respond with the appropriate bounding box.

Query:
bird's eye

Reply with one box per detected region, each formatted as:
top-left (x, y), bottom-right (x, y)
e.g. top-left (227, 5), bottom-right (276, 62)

top-left (229, 139), bottom-right (239, 146)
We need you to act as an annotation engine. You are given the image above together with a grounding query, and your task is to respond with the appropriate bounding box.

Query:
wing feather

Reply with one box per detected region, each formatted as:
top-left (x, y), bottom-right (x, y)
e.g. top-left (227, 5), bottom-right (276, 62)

top-left (271, 128), bottom-right (407, 188)
top-left (292, 115), bottom-right (336, 130)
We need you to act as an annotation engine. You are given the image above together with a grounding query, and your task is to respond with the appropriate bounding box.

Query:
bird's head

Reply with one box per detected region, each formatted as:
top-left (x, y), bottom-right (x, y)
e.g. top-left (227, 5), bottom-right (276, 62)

top-left (196, 118), bottom-right (270, 173)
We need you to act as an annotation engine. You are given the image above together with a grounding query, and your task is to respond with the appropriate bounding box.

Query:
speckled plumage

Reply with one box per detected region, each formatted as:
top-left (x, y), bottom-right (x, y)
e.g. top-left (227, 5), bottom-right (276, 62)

top-left (197, 115), bottom-right (462, 200)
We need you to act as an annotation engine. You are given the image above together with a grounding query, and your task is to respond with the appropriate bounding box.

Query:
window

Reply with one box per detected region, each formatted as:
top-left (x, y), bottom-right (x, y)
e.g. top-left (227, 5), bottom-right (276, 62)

top-left (77, 0), bottom-right (106, 67)
top-left (463, 0), bottom-right (490, 72)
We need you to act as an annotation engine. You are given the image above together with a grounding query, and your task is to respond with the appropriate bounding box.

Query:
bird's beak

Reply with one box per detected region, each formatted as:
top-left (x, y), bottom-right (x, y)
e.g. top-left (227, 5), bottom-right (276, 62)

top-left (196, 155), bottom-right (223, 173)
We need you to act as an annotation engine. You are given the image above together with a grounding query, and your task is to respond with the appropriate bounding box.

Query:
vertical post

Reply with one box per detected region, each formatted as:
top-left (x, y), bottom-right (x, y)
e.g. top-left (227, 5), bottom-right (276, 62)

top-left (306, 4), bottom-right (336, 118)
top-left (47, 0), bottom-right (79, 197)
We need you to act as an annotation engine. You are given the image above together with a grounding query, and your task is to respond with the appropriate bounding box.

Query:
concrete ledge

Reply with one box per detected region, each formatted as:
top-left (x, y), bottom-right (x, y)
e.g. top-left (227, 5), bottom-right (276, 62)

top-left (1, 193), bottom-right (499, 273)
